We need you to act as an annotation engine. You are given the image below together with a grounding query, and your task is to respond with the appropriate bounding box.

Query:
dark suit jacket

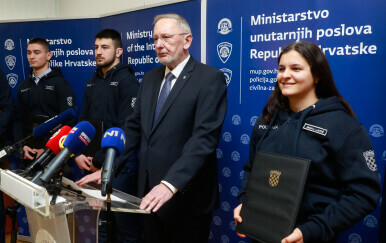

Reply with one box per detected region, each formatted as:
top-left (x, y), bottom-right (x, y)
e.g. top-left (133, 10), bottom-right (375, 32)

top-left (118, 56), bottom-right (227, 219)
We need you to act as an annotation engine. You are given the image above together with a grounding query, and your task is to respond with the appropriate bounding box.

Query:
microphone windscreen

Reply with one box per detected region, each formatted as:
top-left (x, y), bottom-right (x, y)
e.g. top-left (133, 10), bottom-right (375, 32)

top-left (32, 108), bottom-right (76, 137)
top-left (46, 125), bottom-right (72, 155)
top-left (101, 128), bottom-right (126, 155)
top-left (64, 121), bottom-right (96, 155)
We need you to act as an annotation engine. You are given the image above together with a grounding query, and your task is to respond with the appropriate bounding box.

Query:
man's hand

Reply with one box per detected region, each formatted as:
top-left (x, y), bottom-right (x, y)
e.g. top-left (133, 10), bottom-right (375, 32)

top-left (89, 163), bottom-right (99, 172)
top-left (75, 169), bottom-right (102, 187)
top-left (75, 154), bottom-right (93, 171)
top-left (140, 183), bottom-right (174, 213)
top-left (233, 204), bottom-right (246, 238)
top-left (33, 148), bottom-right (45, 158)
top-left (23, 145), bottom-right (36, 160)
top-left (281, 228), bottom-right (303, 243)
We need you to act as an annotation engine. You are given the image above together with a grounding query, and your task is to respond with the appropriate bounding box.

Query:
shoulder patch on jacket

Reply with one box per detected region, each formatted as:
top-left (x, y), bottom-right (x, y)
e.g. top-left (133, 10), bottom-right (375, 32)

top-left (302, 123), bottom-right (328, 136)
top-left (131, 97), bottom-right (136, 108)
top-left (67, 97), bottom-right (73, 107)
top-left (363, 150), bottom-right (377, 171)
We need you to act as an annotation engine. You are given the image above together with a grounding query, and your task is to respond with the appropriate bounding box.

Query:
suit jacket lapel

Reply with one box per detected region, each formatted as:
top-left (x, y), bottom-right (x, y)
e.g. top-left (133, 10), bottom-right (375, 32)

top-left (151, 58), bottom-right (195, 134)
top-left (146, 67), bottom-right (165, 135)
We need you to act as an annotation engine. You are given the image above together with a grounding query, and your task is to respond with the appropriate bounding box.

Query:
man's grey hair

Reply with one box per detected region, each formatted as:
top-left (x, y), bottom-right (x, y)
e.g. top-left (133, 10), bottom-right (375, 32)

top-left (153, 13), bottom-right (192, 34)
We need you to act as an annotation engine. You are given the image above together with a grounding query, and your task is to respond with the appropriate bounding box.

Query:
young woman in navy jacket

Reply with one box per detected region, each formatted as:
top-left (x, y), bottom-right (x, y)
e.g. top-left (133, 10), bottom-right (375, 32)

top-left (234, 41), bottom-right (381, 243)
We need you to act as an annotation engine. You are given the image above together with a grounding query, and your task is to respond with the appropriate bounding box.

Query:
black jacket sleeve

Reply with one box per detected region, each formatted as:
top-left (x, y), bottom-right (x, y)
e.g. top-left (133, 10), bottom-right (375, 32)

top-left (238, 116), bottom-right (263, 203)
top-left (298, 125), bottom-right (381, 242)
top-left (0, 67), bottom-right (14, 136)
top-left (55, 77), bottom-right (76, 113)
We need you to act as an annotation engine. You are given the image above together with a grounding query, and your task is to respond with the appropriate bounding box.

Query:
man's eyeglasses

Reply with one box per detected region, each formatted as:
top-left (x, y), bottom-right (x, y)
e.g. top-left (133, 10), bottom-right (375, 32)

top-left (151, 33), bottom-right (188, 44)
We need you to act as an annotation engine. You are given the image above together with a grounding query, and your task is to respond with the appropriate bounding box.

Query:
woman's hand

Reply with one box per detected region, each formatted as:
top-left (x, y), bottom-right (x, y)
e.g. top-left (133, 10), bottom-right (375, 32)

top-left (233, 204), bottom-right (246, 238)
top-left (281, 228), bottom-right (303, 243)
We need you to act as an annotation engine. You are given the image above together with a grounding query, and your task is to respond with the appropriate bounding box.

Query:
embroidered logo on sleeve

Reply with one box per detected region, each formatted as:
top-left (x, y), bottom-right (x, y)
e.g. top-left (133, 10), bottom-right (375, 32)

top-left (302, 123), bottom-right (328, 136)
top-left (131, 97), bottom-right (136, 108)
top-left (67, 97), bottom-right (73, 106)
top-left (363, 150), bottom-right (377, 171)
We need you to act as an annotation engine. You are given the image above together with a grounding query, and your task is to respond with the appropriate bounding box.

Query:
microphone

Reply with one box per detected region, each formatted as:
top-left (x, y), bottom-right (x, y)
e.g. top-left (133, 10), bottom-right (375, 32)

top-left (32, 108), bottom-right (76, 137)
top-left (39, 121), bottom-right (96, 185)
top-left (24, 126), bottom-right (72, 178)
top-left (0, 108), bottom-right (76, 161)
top-left (101, 128), bottom-right (126, 196)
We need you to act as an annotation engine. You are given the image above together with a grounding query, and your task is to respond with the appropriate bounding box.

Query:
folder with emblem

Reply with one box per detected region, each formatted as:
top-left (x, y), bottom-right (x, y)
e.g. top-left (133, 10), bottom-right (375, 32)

top-left (236, 150), bottom-right (311, 243)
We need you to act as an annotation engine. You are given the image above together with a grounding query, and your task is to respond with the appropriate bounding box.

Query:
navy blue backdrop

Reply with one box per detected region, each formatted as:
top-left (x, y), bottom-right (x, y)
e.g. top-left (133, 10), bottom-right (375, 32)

top-left (0, 0), bottom-right (385, 242)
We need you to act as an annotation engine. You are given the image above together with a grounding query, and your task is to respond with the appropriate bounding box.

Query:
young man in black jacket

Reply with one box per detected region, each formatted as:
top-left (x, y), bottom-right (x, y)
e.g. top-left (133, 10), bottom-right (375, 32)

top-left (75, 29), bottom-right (141, 243)
top-left (14, 38), bottom-right (75, 160)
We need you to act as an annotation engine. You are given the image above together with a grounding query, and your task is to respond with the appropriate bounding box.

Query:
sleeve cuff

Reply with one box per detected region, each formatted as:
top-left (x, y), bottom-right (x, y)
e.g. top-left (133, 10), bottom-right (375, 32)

top-left (161, 180), bottom-right (178, 194)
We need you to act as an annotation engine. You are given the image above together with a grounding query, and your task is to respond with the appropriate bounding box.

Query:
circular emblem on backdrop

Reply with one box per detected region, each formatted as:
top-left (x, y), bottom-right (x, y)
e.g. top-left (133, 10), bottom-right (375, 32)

top-left (216, 148), bottom-right (223, 158)
top-left (232, 115), bottom-right (241, 125)
top-left (369, 124), bottom-right (384, 137)
top-left (218, 183), bottom-right (223, 192)
top-left (4, 39), bottom-right (15, 51)
top-left (217, 42), bottom-right (232, 63)
top-left (223, 132), bottom-right (232, 142)
top-left (220, 68), bottom-right (232, 86)
top-left (7, 73), bottom-right (18, 88)
top-left (221, 235), bottom-right (230, 243)
top-left (230, 186), bottom-right (239, 197)
top-left (221, 201), bottom-right (230, 211)
top-left (218, 18), bottom-right (232, 35)
top-left (229, 221), bottom-right (236, 231)
top-left (250, 116), bottom-right (258, 126)
top-left (231, 151), bottom-right (240, 161)
top-left (363, 215), bottom-right (377, 228)
top-left (383, 150), bottom-right (386, 161)
top-left (240, 134), bottom-right (250, 144)
top-left (213, 216), bottom-right (222, 226)
top-left (348, 233), bottom-right (362, 243)
top-left (222, 167), bottom-right (231, 177)
top-left (35, 229), bottom-right (56, 243)
top-left (209, 231), bottom-right (213, 240)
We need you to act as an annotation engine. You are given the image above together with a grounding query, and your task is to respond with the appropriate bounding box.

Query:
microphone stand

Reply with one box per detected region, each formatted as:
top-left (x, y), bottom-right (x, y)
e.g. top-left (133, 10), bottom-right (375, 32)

top-left (106, 194), bottom-right (112, 243)
top-left (44, 170), bottom-right (85, 205)
top-left (5, 202), bottom-right (19, 243)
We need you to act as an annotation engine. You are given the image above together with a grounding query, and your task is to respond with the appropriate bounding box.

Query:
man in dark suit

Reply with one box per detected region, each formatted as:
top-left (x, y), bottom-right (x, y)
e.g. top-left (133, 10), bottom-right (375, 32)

top-left (77, 13), bottom-right (227, 242)
top-left (130, 14), bottom-right (227, 242)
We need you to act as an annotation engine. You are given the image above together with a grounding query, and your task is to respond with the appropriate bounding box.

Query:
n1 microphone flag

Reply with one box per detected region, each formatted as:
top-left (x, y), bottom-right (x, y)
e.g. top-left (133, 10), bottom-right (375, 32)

top-left (101, 128), bottom-right (126, 196)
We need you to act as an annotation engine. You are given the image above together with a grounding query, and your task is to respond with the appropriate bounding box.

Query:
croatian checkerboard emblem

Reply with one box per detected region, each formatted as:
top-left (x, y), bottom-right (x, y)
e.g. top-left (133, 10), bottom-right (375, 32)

top-left (269, 170), bottom-right (281, 187)
top-left (5, 55), bottom-right (16, 70)
top-left (217, 42), bottom-right (232, 63)
top-left (363, 150), bottom-right (377, 171)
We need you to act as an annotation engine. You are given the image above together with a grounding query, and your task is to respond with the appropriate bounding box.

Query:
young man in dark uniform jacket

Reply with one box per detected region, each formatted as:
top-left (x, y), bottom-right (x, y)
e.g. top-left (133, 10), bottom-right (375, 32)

top-left (75, 29), bottom-right (140, 243)
top-left (14, 38), bottom-right (75, 161)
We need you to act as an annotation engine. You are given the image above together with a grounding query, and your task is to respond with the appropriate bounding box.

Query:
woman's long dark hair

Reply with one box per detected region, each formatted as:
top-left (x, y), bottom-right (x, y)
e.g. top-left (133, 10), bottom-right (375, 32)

top-left (262, 41), bottom-right (355, 124)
